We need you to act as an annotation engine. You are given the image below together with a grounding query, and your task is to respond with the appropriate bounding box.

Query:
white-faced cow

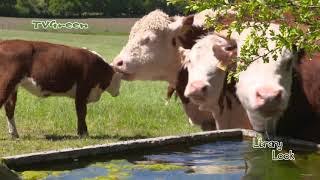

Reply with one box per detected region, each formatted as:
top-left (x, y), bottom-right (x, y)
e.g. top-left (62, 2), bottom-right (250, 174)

top-left (112, 10), bottom-right (217, 130)
top-left (230, 25), bottom-right (320, 142)
top-left (0, 40), bottom-right (122, 138)
top-left (180, 33), bottom-right (251, 129)
top-left (234, 25), bottom-right (300, 136)
top-left (237, 48), bottom-right (320, 143)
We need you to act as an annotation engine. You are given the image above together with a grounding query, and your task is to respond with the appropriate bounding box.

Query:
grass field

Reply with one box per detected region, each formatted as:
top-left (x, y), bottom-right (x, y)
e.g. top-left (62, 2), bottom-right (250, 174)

top-left (0, 30), bottom-right (199, 157)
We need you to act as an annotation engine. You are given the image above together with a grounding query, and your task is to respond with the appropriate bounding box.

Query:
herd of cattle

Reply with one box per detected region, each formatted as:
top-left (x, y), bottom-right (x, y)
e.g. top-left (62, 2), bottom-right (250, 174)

top-left (0, 9), bottom-right (319, 143)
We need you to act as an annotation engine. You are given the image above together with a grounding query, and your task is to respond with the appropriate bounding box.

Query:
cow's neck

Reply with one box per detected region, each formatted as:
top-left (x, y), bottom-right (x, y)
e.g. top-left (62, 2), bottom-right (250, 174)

top-left (277, 66), bottom-right (320, 142)
top-left (163, 57), bottom-right (183, 87)
top-left (211, 90), bottom-right (251, 130)
top-left (165, 70), bottom-right (180, 87)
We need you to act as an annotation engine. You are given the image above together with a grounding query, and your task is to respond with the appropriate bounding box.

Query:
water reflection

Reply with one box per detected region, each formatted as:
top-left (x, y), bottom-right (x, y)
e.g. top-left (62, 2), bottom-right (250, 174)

top-left (19, 140), bottom-right (320, 180)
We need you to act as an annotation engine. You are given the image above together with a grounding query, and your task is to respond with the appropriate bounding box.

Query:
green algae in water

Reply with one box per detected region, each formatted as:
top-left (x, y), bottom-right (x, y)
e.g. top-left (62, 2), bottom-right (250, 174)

top-left (21, 171), bottom-right (49, 180)
top-left (92, 160), bottom-right (186, 172)
top-left (21, 170), bottom-right (69, 180)
top-left (133, 164), bottom-right (186, 171)
top-left (86, 160), bottom-right (132, 180)
top-left (84, 159), bottom-right (187, 180)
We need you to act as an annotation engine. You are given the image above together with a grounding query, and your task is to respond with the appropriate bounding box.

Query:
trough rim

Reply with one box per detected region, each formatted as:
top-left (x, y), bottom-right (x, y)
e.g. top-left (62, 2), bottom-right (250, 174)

top-left (3, 129), bottom-right (320, 168)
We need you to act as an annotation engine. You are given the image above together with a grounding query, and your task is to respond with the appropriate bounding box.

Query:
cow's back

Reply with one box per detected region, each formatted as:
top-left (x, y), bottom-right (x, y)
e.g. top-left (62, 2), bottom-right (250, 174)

top-left (0, 40), bottom-right (34, 71)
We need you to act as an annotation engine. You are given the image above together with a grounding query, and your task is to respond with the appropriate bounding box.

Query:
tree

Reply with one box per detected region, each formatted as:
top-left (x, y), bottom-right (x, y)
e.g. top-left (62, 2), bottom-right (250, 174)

top-left (144, 0), bottom-right (184, 16)
top-left (48, 0), bottom-right (89, 17)
top-left (0, 0), bottom-right (182, 18)
top-left (16, 0), bottom-right (49, 16)
top-left (0, 0), bottom-right (17, 16)
top-left (167, 0), bottom-right (320, 80)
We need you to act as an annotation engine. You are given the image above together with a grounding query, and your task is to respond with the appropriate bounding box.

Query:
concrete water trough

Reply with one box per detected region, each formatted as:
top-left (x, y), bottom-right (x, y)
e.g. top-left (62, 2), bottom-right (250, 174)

top-left (2, 129), bottom-right (320, 179)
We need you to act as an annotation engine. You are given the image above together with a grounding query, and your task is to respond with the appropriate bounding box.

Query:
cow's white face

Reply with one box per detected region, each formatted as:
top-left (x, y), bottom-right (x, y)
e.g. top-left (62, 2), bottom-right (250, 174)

top-left (112, 10), bottom-right (194, 83)
top-left (183, 34), bottom-right (237, 112)
top-left (236, 47), bottom-right (296, 134)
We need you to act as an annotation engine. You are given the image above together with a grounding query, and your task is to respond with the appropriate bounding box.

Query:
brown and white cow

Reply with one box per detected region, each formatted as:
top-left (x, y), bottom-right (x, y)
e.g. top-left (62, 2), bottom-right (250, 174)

top-left (180, 33), bottom-right (251, 129)
top-left (0, 40), bottom-right (122, 138)
top-left (182, 23), bottom-right (299, 131)
top-left (237, 50), bottom-right (320, 142)
top-left (233, 25), bottom-right (299, 135)
top-left (112, 9), bottom-right (217, 130)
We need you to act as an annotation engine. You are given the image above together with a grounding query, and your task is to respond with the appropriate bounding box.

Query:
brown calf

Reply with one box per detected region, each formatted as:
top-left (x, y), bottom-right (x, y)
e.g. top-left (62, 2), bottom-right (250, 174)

top-left (0, 40), bottom-right (122, 138)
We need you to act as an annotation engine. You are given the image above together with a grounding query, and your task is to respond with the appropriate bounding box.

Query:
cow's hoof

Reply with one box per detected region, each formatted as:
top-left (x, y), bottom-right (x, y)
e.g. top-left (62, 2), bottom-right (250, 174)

top-left (9, 133), bottom-right (19, 139)
top-left (78, 132), bottom-right (89, 138)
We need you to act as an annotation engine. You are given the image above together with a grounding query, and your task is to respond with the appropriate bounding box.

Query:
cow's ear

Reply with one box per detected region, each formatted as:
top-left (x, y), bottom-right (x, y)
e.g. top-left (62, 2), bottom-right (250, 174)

top-left (183, 15), bottom-right (194, 26)
top-left (168, 15), bottom-right (194, 32)
top-left (212, 39), bottom-right (237, 70)
top-left (178, 47), bottom-right (191, 64)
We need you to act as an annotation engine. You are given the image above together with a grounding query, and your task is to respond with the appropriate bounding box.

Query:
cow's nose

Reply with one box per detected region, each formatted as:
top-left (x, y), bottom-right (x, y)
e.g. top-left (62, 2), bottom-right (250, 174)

top-left (185, 81), bottom-right (208, 97)
top-left (115, 60), bottom-right (124, 67)
top-left (255, 87), bottom-right (283, 107)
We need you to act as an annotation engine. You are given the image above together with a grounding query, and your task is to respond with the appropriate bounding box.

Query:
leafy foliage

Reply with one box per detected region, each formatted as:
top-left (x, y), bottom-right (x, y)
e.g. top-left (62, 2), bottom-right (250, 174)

top-left (2, 0), bottom-right (183, 18)
top-left (0, 0), bottom-right (17, 16)
top-left (167, 0), bottom-right (320, 80)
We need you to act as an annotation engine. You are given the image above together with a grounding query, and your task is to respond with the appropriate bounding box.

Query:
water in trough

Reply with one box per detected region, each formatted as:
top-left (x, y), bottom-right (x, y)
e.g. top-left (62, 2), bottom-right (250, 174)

top-left (19, 140), bottom-right (320, 180)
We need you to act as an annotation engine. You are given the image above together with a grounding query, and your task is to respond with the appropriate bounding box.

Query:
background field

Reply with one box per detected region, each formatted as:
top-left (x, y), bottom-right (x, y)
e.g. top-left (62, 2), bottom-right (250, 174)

top-left (0, 17), bottom-right (139, 35)
top-left (0, 27), bottom-right (199, 156)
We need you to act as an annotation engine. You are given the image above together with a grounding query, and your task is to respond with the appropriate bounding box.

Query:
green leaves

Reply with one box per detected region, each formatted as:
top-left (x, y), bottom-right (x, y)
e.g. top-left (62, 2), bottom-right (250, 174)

top-left (167, 0), bottom-right (320, 81)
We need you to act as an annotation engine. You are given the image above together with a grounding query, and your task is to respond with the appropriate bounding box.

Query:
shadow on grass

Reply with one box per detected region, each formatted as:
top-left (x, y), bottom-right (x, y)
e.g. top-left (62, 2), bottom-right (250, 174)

top-left (44, 134), bottom-right (150, 141)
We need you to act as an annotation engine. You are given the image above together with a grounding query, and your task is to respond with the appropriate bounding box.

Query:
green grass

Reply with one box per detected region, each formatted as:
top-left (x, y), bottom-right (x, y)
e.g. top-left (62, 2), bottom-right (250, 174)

top-left (0, 30), bottom-right (199, 157)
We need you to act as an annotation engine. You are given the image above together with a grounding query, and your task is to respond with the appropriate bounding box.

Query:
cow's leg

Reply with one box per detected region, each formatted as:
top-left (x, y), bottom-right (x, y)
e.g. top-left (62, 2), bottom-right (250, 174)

top-left (200, 120), bottom-right (217, 131)
top-left (0, 73), bottom-right (20, 138)
top-left (5, 90), bottom-right (19, 138)
top-left (75, 86), bottom-right (90, 137)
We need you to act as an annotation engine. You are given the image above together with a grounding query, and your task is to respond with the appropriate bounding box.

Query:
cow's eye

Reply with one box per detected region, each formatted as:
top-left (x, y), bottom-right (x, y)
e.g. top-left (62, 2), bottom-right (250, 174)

top-left (185, 59), bottom-right (191, 65)
top-left (185, 60), bottom-right (191, 68)
top-left (141, 37), bottom-right (151, 45)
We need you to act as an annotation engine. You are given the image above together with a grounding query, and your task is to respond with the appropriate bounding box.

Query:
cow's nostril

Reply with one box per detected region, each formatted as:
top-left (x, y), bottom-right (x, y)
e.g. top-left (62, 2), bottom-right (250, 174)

top-left (201, 85), bottom-right (208, 93)
top-left (116, 60), bottom-right (124, 67)
top-left (256, 91), bottom-right (263, 99)
top-left (274, 90), bottom-right (283, 101)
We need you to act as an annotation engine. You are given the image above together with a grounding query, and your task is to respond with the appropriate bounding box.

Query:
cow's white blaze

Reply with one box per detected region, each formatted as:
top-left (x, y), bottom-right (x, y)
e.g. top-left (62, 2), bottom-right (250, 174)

top-left (236, 48), bottom-right (296, 133)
